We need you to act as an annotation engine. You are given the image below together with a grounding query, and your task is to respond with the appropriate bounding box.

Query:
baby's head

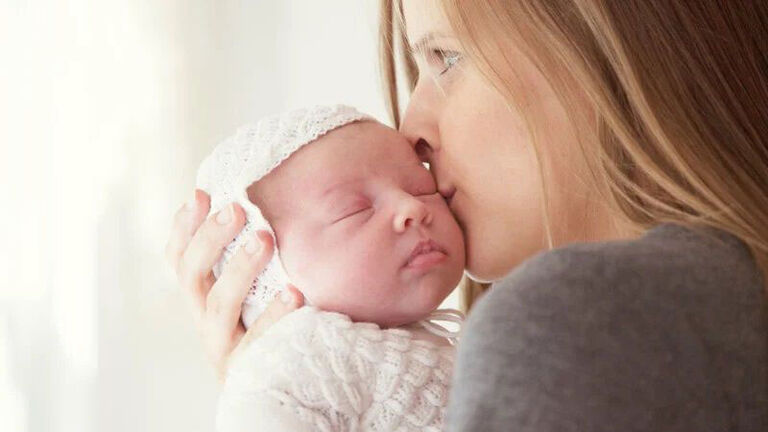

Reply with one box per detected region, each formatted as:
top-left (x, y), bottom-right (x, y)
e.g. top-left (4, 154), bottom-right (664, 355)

top-left (250, 119), bottom-right (465, 326)
top-left (197, 105), bottom-right (464, 328)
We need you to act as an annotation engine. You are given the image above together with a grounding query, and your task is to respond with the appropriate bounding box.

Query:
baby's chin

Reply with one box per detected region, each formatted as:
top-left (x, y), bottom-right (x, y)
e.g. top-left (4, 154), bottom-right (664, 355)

top-left (306, 261), bottom-right (464, 327)
top-left (335, 279), bottom-right (454, 328)
top-left (386, 272), bottom-right (461, 326)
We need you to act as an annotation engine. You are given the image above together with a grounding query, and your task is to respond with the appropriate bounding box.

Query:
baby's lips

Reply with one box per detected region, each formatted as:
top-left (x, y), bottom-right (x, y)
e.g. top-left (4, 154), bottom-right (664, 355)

top-left (403, 238), bottom-right (447, 267)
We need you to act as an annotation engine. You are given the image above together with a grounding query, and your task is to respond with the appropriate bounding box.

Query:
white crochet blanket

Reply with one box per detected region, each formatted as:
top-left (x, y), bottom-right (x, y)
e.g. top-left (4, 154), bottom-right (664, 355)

top-left (216, 307), bottom-right (454, 432)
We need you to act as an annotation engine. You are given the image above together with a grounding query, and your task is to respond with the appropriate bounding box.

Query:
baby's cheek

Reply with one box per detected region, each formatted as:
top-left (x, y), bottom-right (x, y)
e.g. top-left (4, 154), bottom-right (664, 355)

top-left (281, 225), bottom-right (404, 320)
top-left (277, 231), bottom-right (335, 298)
top-left (340, 252), bottom-right (393, 295)
top-left (432, 206), bottom-right (465, 258)
top-left (329, 247), bottom-right (402, 310)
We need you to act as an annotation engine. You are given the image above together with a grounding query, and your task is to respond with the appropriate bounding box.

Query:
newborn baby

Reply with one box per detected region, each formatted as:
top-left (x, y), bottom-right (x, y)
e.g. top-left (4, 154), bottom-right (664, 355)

top-left (196, 105), bottom-right (465, 432)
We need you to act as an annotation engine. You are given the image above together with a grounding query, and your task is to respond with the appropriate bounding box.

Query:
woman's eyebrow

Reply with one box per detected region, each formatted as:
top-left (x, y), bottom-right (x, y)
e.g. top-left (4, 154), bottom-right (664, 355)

top-left (409, 31), bottom-right (448, 53)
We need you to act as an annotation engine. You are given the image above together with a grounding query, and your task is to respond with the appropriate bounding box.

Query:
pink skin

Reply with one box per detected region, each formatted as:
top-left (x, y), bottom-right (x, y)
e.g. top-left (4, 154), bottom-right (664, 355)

top-left (248, 120), bottom-right (465, 327)
top-left (399, 0), bottom-right (636, 282)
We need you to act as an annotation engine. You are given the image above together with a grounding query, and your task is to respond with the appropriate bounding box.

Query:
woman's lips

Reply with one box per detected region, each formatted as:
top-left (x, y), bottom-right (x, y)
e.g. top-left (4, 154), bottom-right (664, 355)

top-left (404, 239), bottom-right (448, 271)
top-left (439, 186), bottom-right (456, 206)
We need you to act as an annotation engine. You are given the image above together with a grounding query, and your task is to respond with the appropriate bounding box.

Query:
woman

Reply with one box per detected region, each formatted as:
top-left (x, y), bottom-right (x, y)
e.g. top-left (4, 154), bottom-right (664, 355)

top-left (166, 0), bottom-right (768, 430)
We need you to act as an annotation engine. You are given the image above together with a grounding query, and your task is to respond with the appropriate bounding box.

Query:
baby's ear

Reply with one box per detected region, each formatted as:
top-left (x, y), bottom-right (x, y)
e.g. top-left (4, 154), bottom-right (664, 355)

top-left (246, 177), bottom-right (279, 210)
top-left (245, 182), bottom-right (259, 205)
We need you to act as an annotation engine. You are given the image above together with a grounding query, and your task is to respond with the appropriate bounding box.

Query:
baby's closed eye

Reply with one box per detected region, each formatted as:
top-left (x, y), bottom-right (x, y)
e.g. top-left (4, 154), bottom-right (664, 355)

top-left (408, 166), bottom-right (438, 197)
top-left (331, 199), bottom-right (373, 223)
top-left (411, 180), bottom-right (438, 197)
top-left (334, 207), bottom-right (372, 223)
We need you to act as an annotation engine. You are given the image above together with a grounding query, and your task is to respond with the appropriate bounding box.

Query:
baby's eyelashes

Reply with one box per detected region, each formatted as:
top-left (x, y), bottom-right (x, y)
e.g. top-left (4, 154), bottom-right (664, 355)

top-left (327, 187), bottom-right (437, 225)
top-left (332, 206), bottom-right (373, 224)
top-left (413, 188), bottom-right (439, 198)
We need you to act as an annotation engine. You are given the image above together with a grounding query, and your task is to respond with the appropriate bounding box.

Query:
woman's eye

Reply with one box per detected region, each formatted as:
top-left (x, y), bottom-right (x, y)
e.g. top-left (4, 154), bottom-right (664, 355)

top-left (432, 49), bottom-right (462, 75)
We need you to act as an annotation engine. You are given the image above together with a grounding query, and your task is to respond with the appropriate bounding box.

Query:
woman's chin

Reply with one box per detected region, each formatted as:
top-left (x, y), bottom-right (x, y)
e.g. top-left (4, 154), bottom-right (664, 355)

top-left (464, 269), bottom-right (497, 283)
top-left (464, 258), bottom-right (516, 283)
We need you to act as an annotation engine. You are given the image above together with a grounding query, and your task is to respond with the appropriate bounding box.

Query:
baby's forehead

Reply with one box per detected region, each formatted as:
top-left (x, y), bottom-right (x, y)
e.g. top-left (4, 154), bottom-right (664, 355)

top-left (309, 122), bottom-right (419, 180)
top-left (253, 121), bottom-right (420, 216)
top-left (332, 120), bottom-right (415, 160)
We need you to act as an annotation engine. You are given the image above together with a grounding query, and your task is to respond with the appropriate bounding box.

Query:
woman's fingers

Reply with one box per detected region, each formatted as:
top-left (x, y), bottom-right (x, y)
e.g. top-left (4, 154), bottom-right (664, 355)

top-left (241, 284), bottom-right (304, 345)
top-left (167, 190), bottom-right (305, 381)
top-left (207, 237), bottom-right (302, 382)
top-left (209, 321), bottom-right (246, 383)
top-left (164, 189), bottom-right (210, 274)
top-left (227, 284), bottom-right (303, 375)
top-left (178, 202), bottom-right (246, 317)
top-left (205, 231), bottom-right (275, 335)
top-left (167, 189), bottom-right (303, 381)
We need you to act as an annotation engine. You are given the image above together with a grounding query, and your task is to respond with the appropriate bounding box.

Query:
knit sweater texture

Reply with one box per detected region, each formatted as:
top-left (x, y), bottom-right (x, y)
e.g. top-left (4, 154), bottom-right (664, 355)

top-left (217, 307), bottom-right (453, 432)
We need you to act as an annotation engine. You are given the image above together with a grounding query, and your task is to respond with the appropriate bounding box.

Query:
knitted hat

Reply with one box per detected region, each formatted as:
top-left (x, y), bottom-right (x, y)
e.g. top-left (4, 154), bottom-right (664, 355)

top-left (196, 105), bottom-right (374, 328)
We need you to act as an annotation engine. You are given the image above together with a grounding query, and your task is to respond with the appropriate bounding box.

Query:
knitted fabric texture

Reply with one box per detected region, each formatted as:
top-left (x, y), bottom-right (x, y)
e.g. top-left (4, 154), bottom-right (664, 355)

top-left (216, 307), bottom-right (453, 432)
top-left (196, 105), bottom-right (373, 328)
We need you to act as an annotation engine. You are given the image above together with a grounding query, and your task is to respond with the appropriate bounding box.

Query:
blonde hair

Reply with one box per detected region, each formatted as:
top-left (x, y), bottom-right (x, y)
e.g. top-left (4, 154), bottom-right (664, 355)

top-left (380, 0), bottom-right (768, 310)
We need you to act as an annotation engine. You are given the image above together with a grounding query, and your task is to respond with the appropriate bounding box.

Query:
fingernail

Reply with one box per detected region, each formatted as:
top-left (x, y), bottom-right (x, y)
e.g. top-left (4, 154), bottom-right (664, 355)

top-left (216, 204), bottom-right (232, 225)
top-left (280, 289), bottom-right (294, 305)
top-left (244, 233), bottom-right (261, 255)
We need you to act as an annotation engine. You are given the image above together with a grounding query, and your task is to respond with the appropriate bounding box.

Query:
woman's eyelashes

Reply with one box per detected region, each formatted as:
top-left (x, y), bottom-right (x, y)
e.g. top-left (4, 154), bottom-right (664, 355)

top-left (427, 48), bottom-right (463, 76)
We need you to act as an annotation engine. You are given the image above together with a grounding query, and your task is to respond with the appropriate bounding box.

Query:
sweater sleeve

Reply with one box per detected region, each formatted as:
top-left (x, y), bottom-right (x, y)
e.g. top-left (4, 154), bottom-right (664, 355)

top-left (446, 225), bottom-right (768, 432)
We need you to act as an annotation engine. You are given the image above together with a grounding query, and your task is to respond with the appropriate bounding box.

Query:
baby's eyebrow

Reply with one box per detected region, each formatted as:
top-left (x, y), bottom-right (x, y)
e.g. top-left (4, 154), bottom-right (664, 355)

top-left (319, 178), bottom-right (365, 199)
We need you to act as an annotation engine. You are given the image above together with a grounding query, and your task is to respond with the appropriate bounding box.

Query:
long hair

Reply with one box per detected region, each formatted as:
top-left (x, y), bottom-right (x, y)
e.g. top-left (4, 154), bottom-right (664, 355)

top-left (380, 0), bottom-right (768, 309)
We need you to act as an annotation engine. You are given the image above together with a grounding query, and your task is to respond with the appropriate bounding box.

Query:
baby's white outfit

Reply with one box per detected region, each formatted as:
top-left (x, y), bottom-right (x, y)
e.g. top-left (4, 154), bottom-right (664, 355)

top-left (218, 307), bottom-right (453, 432)
top-left (196, 105), bottom-right (374, 326)
top-left (195, 105), bottom-right (460, 432)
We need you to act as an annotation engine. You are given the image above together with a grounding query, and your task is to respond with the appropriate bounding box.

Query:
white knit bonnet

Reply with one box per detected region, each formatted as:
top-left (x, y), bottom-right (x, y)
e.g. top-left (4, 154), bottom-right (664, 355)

top-left (196, 104), bottom-right (374, 328)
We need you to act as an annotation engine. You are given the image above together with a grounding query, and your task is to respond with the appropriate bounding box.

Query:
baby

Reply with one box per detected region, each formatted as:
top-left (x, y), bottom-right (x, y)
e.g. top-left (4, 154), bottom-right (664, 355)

top-left (197, 105), bottom-right (465, 432)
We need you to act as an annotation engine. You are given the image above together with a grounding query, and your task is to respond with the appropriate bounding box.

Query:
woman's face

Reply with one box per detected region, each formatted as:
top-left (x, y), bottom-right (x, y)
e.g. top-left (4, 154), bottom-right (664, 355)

top-left (400, 0), bottom-right (608, 281)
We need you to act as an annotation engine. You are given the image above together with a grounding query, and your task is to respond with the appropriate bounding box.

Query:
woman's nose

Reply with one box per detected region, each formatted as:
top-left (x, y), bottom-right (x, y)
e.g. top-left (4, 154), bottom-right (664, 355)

top-left (399, 80), bottom-right (440, 163)
top-left (393, 195), bottom-right (433, 233)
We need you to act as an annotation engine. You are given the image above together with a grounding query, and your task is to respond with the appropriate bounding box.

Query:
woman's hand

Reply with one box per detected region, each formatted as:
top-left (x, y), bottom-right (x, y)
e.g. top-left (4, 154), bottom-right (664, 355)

top-left (165, 189), bottom-right (304, 382)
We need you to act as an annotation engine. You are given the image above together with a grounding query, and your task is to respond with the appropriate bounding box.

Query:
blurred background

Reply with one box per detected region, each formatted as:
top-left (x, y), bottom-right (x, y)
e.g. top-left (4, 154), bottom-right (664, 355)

top-left (0, 1), bottom-right (457, 431)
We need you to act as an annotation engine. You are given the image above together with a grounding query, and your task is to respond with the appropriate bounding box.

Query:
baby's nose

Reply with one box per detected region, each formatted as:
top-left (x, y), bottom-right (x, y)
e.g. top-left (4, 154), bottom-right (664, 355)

top-left (393, 197), bottom-right (433, 232)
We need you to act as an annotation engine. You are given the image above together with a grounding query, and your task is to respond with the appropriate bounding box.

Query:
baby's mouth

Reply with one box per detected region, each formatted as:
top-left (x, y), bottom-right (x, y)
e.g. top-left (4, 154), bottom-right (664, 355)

top-left (404, 239), bottom-right (448, 269)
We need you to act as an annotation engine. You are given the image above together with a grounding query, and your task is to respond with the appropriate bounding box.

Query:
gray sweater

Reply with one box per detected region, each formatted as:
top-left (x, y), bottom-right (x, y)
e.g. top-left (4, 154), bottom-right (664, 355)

top-left (447, 223), bottom-right (768, 431)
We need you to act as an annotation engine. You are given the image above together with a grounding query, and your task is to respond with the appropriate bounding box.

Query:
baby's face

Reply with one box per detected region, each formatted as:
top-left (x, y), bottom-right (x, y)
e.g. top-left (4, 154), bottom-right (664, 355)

top-left (249, 121), bottom-right (465, 326)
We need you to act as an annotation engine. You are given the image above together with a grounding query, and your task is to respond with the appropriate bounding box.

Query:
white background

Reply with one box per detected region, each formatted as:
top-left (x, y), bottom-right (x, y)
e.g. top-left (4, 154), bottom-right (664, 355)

top-left (0, 1), bottom-right (463, 431)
